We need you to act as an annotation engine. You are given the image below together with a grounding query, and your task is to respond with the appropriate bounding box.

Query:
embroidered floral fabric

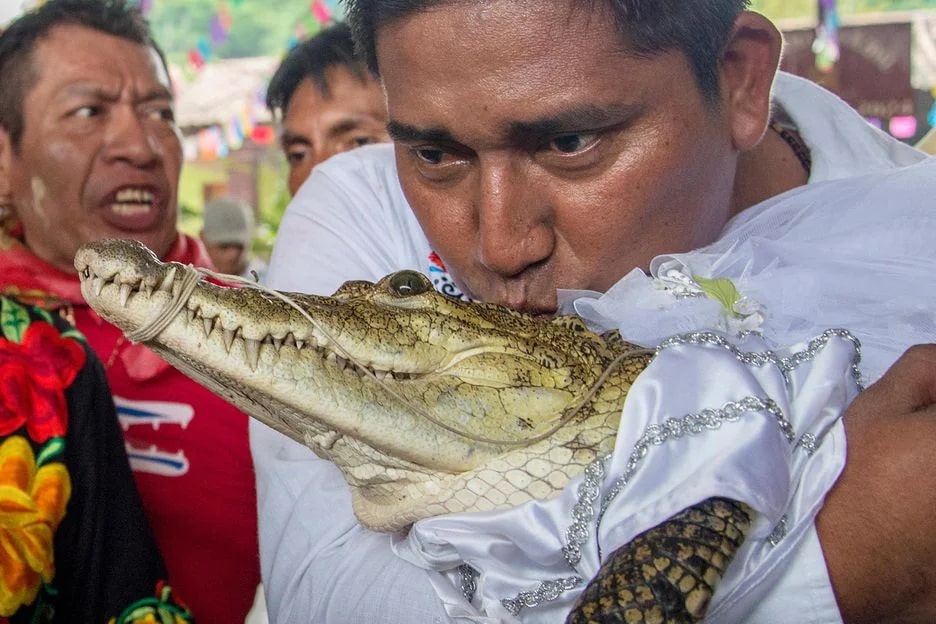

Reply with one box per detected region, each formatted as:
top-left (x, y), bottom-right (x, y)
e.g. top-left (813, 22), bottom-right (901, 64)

top-left (0, 225), bottom-right (259, 622)
top-left (0, 295), bottom-right (193, 623)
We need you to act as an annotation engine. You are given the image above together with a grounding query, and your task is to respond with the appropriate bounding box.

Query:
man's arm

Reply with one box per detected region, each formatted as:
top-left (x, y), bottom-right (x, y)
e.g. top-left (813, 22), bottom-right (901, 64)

top-left (817, 344), bottom-right (936, 624)
top-left (255, 145), bottom-right (451, 622)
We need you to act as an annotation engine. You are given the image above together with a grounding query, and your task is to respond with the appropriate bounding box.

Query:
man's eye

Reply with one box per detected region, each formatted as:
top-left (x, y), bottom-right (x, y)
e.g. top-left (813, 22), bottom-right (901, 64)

top-left (412, 147), bottom-right (446, 165)
top-left (353, 135), bottom-right (377, 147)
top-left (285, 147), bottom-right (309, 164)
top-left (74, 105), bottom-right (101, 118)
top-left (548, 132), bottom-right (599, 154)
top-left (145, 107), bottom-right (175, 123)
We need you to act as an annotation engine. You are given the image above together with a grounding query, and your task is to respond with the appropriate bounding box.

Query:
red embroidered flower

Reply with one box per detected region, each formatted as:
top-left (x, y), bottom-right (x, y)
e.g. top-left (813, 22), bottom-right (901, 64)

top-left (0, 321), bottom-right (85, 443)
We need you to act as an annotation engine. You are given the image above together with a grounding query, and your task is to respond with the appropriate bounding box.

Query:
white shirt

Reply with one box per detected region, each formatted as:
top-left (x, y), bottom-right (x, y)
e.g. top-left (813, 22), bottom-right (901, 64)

top-left (255, 73), bottom-right (933, 623)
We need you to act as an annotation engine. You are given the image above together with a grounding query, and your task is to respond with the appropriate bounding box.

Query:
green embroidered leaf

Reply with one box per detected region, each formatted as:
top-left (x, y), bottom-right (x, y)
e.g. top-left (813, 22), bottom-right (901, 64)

top-left (1, 297), bottom-right (31, 343)
top-left (36, 437), bottom-right (65, 466)
top-left (61, 328), bottom-right (86, 342)
top-left (693, 275), bottom-right (741, 314)
top-left (34, 307), bottom-right (54, 324)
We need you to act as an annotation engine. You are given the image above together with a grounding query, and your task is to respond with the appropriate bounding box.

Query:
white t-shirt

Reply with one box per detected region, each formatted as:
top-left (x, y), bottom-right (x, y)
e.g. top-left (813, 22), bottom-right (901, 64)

top-left (255, 73), bottom-right (933, 623)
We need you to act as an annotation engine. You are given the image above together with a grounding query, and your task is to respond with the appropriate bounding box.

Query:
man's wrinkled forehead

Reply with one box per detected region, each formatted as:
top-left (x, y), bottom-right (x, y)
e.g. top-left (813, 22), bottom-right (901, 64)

top-left (33, 26), bottom-right (174, 97)
top-left (147, 46), bottom-right (174, 94)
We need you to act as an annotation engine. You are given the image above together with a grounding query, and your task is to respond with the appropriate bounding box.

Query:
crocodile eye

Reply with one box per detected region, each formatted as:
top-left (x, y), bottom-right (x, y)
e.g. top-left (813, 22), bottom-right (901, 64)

top-left (388, 271), bottom-right (431, 296)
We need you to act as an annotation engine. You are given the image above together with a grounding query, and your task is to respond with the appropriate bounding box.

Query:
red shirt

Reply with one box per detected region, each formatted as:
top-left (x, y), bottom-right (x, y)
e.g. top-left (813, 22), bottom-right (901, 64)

top-left (0, 231), bottom-right (260, 622)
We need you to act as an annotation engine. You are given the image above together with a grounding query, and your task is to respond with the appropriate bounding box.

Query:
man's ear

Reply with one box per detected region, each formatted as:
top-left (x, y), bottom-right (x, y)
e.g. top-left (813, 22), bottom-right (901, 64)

top-left (719, 11), bottom-right (782, 152)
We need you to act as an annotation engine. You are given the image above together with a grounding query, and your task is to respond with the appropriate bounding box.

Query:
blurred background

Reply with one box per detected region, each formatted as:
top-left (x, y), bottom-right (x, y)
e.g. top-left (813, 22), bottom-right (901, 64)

top-left (3, 0), bottom-right (935, 259)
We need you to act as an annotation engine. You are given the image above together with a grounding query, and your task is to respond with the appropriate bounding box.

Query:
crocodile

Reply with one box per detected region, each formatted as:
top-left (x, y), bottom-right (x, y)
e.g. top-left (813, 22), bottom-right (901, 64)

top-left (75, 238), bottom-right (753, 623)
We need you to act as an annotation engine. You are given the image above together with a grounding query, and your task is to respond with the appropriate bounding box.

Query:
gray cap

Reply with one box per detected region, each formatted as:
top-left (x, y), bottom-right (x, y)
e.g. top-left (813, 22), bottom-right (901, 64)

top-left (202, 197), bottom-right (255, 246)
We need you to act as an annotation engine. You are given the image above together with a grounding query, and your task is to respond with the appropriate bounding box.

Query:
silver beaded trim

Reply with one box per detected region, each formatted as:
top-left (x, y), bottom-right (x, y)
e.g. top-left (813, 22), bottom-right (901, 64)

top-left (500, 396), bottom-right (794, 616)
top-left (493, 329), bottom-right (857, 616)
top-left (597, 396), bottom-right (792, 526)
top-left (657, 328), bottom-right (864, 389)
top-left (458, 564), bottom-right (478, 603)
top-left (501, 576), bottom-right (582, 617)
top-left (562, 460), bottom-right (605, 568)
top-left (796, 432), bottom-right (819, 456)
top-left (768, 514), bottom-right (789, 546)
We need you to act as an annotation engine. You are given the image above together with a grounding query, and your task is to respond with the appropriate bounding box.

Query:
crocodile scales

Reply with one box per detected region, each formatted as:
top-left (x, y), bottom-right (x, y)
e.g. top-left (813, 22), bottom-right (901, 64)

top-left (76, 239), bottom-right (753, 623)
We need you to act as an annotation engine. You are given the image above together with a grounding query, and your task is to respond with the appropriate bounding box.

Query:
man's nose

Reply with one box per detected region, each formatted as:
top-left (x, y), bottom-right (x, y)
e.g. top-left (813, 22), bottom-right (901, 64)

top-left (102, 107), bottom-right (159, 165)
top-left (475, 158), bottom-right (552, 277)
top-left (312, 144), bottom-right (341, 170)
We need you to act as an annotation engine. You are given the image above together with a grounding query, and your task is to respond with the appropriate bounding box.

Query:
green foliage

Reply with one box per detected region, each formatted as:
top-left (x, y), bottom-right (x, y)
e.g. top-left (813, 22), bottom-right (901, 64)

top-left (147, 0), bottom-right (344, 64)
top-left (751, 0), bottom-right (936, 20)
top-left (750, 0), bottom-right (815, 20)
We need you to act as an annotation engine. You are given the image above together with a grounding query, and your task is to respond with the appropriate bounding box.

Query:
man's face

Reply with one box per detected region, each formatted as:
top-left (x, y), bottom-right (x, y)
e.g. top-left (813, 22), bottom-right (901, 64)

top-left (0, 24), bottom-right (182, 274)
top-left (202, 240), bottom-right (248, 276)
top-left (280, 67), bottom-right (389, 196)
top-left (378, 0), bottom-right (746, 315)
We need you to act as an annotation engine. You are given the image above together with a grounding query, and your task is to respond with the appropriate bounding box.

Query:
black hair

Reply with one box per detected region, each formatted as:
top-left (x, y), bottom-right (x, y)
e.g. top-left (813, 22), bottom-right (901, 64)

top-left (0, 0), bottom-right (167, 149)
top-left (343, 0), bottom-right (751, 101)
top-left (265, 21), bottom-right (372, 118)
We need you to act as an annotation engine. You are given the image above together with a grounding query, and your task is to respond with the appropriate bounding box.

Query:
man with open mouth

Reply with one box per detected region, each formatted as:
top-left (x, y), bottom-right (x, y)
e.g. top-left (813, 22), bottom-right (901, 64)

top-left (0, 0), bottom-right (261, 621)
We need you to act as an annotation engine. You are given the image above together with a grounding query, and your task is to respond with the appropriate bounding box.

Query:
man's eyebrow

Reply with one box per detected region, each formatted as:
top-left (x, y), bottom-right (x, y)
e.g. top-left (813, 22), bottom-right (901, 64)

top-left (506, 103), bottom-right (639, 142)
top-left (386, 119), bottom-right (457, 144)
top-left (326, 118), bottom-right (368, 138)
top-left (61, 83), bottom-right (173, 104)
top-left (280, 130), bottom-right (311, 147)
top-left (140, 85), bottom-right (174, 103)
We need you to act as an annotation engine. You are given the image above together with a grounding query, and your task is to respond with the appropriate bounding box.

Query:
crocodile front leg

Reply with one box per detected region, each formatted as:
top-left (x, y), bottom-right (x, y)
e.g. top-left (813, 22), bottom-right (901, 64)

top-left (567, 497), bottom-right (753, 624)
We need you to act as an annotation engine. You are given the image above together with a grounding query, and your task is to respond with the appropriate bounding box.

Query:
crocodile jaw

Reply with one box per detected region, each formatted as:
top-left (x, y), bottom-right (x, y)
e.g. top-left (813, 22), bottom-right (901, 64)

top-left (76, 239), bottom-right (643, 530)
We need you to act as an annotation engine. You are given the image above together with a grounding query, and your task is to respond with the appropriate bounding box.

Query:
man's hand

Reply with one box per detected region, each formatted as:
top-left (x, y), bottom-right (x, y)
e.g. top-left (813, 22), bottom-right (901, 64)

top-left (817, 344), bottom-right (936, 623)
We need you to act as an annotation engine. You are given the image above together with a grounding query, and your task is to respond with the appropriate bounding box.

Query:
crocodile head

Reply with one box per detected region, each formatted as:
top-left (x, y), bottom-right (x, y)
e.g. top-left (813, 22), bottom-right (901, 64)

top-left (76, 239), bottom-right (651, 531)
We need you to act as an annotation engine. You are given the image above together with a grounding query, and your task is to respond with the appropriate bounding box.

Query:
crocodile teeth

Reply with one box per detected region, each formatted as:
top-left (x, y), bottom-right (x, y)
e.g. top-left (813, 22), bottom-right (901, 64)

top-left (202, 317), bottom-right (215, 337)
top-left (158, 267), bottom-right (176, 293)
top-left (328, 353), bottom-right (350, 372)
top-left (284, 333), bottom-right (296, 348)
top-left (271, 336), bottom-right (283, 352)
top-left (118, 283), bottom-right (133, 307)
top-left (92, 277), bottom-right (105, 297)
top-left (244, 338), bottom-right (261, 371)
top-left (140, 283), bottom-right (153, 297)
top-left (295, 339), bottom-right (305, 350)
top-left (185, 307), bottom-right (196, 322)
top-left (222, 328), bottom-right (236, 352)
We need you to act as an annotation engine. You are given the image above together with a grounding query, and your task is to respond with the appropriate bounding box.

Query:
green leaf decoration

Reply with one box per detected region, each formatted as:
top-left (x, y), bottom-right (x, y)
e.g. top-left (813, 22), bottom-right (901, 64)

top-left (1, 297), bottom-right (31, 343)
top-left (34, 307), bottom-right (53, 324)
top-left (36, 437), bottom-right (65, 466)
top-left (693, 275), bottom-right (742, 315)
top-left (61, 328), bottom-right (86, 342)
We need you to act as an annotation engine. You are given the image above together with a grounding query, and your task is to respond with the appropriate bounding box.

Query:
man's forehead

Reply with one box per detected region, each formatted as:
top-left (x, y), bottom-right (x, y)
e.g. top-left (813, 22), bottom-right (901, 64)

top-left (33, 26), bottom-right (172, 95)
